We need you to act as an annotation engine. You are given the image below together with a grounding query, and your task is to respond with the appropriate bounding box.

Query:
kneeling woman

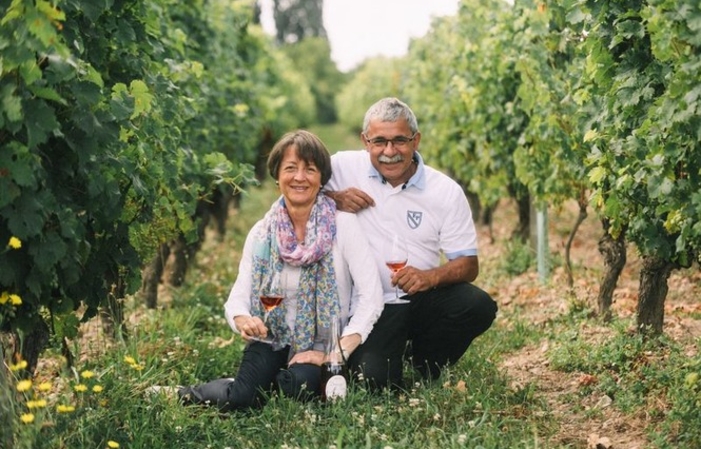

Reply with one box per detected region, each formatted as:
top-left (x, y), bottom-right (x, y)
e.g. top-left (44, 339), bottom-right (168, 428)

top-left (178, 130), bottom-right (384, 411)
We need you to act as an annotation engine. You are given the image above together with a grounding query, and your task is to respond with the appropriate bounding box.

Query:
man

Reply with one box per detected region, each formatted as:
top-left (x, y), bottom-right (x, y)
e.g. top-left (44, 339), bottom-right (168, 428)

top-left (325, 97), bottom-right (497, 388)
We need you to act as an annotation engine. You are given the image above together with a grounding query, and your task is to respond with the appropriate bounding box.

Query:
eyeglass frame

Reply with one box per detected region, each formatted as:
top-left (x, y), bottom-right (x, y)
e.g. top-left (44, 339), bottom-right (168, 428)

top-left (363, 133), bottom-right (417, 149)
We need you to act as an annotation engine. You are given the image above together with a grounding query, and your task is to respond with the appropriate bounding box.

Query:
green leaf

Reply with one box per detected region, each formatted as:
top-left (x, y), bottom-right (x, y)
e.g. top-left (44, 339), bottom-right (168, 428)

top-left (566, 6), bottom-right (587, 25)
top-left (0, 143), bottom-right (37, 188)
top-left (1, 0), bottom-right (24, 25)
top-left (583, 129), bottom-right (598, 142)
top-left (30, 230), bottom-right (68, 276)
top-left (20, 59), bottom-right (43, 85)
top-left (80, 64), bottom-right (104, 88)
top-left (588, 166), bottom-right (607, 184)
top-left (24, 99), bottom-right (59, 148)
top-left (7, 191), bottom-right (46, 237)
top-left (1, 84), bottom-right (23, 122)
top-left (129, 80), bottom-right (153, 119)
top-left (27, 9), bottom-right (59, 47)
top-left (28, 85), bottom-right (66, 104)
top-left (648, 176), bottom-right (674, 199)
top-left (53, 310), bottom-right (80, 340)
top-left (70, 0), bottom-right (112, 23)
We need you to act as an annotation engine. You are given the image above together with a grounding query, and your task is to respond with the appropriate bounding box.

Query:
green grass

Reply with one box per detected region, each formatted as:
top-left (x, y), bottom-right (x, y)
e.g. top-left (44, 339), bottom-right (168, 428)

top-left (4, 125), bottom-right (701, 447)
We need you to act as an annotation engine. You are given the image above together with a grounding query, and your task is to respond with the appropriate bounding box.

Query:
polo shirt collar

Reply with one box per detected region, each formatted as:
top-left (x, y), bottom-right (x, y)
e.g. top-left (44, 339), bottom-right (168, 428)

top-left (367, 151), bottom-right (426, 190)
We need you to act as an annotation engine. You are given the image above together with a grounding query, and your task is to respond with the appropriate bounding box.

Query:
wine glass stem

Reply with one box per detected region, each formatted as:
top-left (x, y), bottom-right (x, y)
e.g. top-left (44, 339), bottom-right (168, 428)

top-left (394, 272), bottom-right (399, 298)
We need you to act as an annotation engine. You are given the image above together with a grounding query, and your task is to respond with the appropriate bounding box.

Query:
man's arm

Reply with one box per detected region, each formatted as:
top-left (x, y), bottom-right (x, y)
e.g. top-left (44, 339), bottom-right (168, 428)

top-left (394, 256), bottom-right (479, 295)
top-left (324, 188), bottom-right (375, 213)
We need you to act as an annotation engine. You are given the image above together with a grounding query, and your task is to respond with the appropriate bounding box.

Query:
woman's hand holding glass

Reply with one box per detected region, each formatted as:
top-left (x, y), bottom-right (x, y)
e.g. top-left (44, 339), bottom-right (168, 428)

top-left (235, 315), bottom-right (270, 342)
top-left (239, 271), bottom-right (286, 344)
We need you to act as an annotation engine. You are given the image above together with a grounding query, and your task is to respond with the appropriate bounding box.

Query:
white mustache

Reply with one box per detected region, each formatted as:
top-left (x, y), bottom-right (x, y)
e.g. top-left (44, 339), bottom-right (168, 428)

top-left (378, 154), bottom-right (403, 163)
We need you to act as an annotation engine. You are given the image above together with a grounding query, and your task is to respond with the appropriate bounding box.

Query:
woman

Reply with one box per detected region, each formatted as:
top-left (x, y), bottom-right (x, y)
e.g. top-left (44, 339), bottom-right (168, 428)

top-left (177, 130), bottom-right (384, 411)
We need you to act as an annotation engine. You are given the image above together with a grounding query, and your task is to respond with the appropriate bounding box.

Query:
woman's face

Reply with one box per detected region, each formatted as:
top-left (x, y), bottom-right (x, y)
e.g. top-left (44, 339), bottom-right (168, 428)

top-left (278, 146), bottom-right (322, 210)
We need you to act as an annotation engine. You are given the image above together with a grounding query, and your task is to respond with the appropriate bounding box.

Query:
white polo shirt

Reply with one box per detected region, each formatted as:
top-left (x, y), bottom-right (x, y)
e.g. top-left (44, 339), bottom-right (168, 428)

top-left (325, 150), bottom-right (478, 300)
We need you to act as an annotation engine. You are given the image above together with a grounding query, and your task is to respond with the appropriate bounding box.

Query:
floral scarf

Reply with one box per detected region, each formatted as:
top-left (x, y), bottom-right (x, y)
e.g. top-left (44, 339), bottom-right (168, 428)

top-left (250, 194), bottom-right (340, 352)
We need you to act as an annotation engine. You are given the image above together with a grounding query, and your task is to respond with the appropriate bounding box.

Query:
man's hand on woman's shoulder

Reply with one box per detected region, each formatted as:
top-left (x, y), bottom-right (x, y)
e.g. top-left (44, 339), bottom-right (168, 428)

top-left (325, 188), bottom-right (375, 213)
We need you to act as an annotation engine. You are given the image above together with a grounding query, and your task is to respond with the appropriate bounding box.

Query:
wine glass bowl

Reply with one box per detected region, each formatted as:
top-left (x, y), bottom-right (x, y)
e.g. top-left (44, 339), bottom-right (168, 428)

top-left (260, 294), bottom-right (284, 313)
top-left (384, 234), bottom-right (410, 304)
top-left (251, 271), bottom-right (285, 344)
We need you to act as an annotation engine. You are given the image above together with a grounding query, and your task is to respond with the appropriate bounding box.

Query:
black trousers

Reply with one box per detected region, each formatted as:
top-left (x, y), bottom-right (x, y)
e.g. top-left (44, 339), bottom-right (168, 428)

top-left (178, 341), bottom-right (320, 412)
top-left (348, 282), bottom-right (497, 389)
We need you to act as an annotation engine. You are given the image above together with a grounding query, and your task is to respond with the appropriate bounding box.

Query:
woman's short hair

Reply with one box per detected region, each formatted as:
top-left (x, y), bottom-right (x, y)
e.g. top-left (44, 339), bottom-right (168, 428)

top-left (267, 130), bottom-right (332, 186)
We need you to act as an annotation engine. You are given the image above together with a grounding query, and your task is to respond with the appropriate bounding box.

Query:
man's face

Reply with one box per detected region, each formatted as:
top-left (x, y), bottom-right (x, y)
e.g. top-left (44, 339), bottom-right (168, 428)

top-left (362, 119), bottom-right (421, 187)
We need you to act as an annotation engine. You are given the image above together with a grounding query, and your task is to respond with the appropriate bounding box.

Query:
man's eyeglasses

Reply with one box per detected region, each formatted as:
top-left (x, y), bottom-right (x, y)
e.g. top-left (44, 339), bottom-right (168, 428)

top-left (364, 134), bottom-right (416, 149)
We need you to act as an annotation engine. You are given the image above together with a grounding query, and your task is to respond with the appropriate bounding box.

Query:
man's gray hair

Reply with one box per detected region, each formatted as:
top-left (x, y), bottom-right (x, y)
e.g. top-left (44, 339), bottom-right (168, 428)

top-left (362, 97), bottom-right (419, 134)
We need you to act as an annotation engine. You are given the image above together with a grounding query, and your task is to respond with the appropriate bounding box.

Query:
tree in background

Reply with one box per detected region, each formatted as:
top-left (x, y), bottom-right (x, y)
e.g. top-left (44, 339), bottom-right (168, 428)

top-left (336, 57), bottom-right (404, 133)
top-left (273, 0), bottom-right (326, 44)
top-left (281, 37), bottom-right (344, 123)
top-left (265, 0), bottom-right (344, 123)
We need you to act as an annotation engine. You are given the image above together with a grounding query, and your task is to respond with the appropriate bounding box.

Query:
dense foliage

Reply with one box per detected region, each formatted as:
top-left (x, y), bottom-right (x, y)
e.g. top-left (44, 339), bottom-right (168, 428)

top-left (0, 0), bottom-right (314, 363)
top-left (334, 0), bottom-right (701, 333)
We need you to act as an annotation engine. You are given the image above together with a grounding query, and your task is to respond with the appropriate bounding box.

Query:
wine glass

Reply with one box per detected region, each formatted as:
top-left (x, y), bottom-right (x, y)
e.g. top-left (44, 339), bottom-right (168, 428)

top-left (384, 234), bottom-right (410, 304)
top-left (252, 271), bottom-right (285, 344)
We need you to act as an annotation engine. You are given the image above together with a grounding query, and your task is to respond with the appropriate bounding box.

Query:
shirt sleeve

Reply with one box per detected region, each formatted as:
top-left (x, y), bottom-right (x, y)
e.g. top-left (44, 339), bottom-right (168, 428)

top-left (440, 182), bottom-right (478, 259)
top-left (223, 221), bottom-right (261, 334)
top-left (335, 212), bottom-right (384, 343)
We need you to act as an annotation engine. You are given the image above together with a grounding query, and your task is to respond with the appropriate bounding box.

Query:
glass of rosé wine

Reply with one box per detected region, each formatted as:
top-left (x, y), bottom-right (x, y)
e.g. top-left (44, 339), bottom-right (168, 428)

top-left (253, 271), bottom-right (285, 344)
top-left (384, 234), bottom-right (410, 304)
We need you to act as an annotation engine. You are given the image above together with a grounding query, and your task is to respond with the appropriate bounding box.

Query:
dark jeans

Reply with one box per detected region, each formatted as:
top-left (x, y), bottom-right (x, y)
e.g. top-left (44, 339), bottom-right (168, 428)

top-left (348, 282), bottom-right (497, 389)
top-left (178, 341), bottom-right (320, 412)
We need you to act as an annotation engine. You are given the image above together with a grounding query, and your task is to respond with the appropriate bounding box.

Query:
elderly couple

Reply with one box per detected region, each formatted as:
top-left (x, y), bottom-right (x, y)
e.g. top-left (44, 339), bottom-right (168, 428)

top-left (174, 97), bottom-right (498, 411)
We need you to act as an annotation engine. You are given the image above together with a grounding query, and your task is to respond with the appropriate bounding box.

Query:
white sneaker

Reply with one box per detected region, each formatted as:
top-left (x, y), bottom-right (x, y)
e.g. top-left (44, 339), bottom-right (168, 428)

top-left (144, 385), bottom-right (181, 399)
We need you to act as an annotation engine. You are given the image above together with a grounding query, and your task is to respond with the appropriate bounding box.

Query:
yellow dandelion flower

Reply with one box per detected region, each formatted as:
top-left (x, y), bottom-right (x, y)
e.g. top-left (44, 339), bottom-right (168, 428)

top-left (74, 384), bottom-right (88, 392)
top-left (107, 441), bottom-right (120, 448)
top-left (9, 360), bottom-right (28, 371)
top-left (37, 382), bottom-right (52, 391)
top-left (0, 292), bottom-right (8, 304)
top-left (56, 404), bottom-right (76, 413)
top-left (26, 399), bottom-right (48, 409)
top-left (8, 236), bottom-right (22, 249)
top-left (20, 413), bottom-right (35, 424)
top-left (92, 385), bottom-right (104, 393)
top-left (81, 370), bottom-right (95, 379)
top-left (16, 380), bottom-right (32, 392)
top-left (9, 294), bottom-right (22, 306)
top-left (131, 363), bottom-right (144, 371)
top-left (123, 355), bottom-right (136, 365)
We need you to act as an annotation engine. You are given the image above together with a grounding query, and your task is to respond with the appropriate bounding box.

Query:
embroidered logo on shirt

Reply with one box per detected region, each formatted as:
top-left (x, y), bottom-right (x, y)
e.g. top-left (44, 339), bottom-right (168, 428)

top-left (407, 210), bottom-right (423, 229)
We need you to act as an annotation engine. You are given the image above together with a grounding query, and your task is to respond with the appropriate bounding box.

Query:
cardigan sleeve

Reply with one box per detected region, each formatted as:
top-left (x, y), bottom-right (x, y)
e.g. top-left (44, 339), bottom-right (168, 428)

top-left (223, 220), bottom-right (262, 334)
top-left (335, 211), bottom-right (384, 343)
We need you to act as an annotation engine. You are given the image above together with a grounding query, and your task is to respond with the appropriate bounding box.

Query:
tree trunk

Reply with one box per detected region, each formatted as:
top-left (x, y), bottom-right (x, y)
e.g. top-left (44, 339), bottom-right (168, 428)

top-left (140, 242), bottom-right (170, 309)
top-left (210, 186), bottom-right (232, 241)
top-left (513, 192), bottom-right (530, 242)
top-left (597, 218), bottom-right (626, 321)
top-left (168, 199), bottom-right (211, 287)
top-left (564, 191), bottom-right (588, 289)
top-left (13, 320), bottom-right (50, 378)
top-left (100, 274), bottom-right (128, 341)
top-left (637, 255), bottom-right (674, 335)
top-left (465, 190), bottom-right (482, 224)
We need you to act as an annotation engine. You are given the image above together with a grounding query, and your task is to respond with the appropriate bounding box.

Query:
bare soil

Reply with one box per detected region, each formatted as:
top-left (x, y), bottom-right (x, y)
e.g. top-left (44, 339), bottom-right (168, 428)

top-left (481, 200), bottom-right (701, 449)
